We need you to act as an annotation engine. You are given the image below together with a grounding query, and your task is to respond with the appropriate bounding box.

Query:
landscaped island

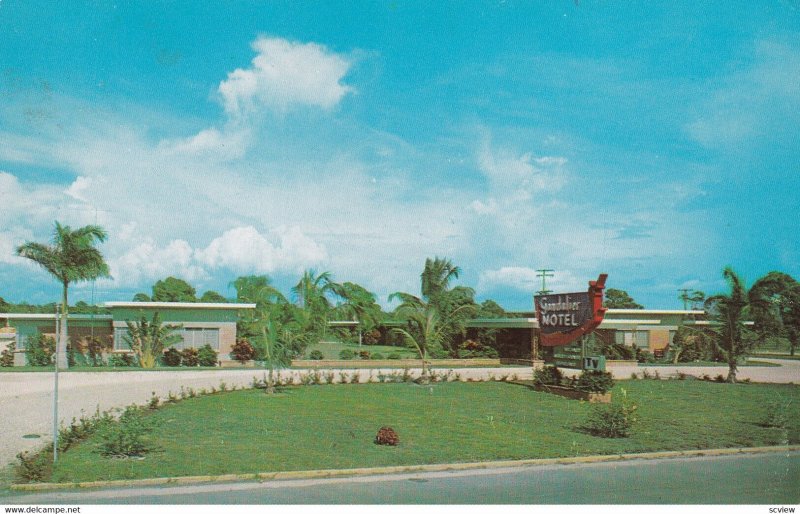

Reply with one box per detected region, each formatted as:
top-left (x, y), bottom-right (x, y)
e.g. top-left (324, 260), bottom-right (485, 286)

top-left (28, 380), bottom-right (799, 484)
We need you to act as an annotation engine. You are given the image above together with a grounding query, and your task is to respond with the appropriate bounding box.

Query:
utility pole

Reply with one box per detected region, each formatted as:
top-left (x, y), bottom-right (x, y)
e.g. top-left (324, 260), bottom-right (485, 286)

top-left (536, 269), bottom-right (555, 295)
top-left (53, 304), bottom-right (60, 463)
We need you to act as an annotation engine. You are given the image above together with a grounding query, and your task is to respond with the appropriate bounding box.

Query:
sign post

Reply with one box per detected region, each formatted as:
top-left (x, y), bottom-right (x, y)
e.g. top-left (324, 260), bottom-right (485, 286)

top-left (534, 274), bottom-right (608, 370)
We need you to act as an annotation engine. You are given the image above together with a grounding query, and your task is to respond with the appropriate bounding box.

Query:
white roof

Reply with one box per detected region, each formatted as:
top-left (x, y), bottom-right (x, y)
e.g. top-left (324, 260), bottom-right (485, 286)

top-left (606, 309), bottom-right (705, 315)
top-left (103, 302), bottom-right (255, 309)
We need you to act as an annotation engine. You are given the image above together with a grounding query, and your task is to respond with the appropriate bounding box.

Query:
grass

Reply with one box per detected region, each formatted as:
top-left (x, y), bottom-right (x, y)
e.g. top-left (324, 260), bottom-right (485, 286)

top-left (41, 380), bottom-right (799, 484)
top-left (304, 341), bottom-right (417, 360)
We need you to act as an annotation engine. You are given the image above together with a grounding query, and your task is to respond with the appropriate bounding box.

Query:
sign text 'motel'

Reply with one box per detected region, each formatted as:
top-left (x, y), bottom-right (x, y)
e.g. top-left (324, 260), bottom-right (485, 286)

top-left (534, 274), bottom-right (608, 346)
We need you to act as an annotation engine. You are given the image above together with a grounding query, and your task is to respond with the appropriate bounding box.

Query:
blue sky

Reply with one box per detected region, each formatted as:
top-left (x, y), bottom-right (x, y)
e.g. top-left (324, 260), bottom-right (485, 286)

top-left (1, 1), bottom-right (798, 310)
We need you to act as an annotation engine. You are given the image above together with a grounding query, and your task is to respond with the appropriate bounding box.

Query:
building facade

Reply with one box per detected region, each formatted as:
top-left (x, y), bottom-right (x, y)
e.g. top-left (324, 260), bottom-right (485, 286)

top-left (0, 302), bottom-right (255, 366)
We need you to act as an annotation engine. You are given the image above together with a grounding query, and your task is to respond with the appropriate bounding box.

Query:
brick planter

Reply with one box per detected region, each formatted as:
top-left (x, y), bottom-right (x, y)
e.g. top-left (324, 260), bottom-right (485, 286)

top-left (533, 384), bottom-right (611, 403)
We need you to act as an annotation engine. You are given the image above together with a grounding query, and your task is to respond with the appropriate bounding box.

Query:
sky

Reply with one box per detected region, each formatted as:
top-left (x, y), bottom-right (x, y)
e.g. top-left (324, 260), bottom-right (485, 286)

top-left (0, 1), bottom-right (798, 311)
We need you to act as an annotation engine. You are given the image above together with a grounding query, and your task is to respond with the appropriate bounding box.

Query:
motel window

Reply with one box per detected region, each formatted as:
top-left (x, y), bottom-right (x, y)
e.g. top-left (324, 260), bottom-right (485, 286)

top-left (175, 328), bottom-right (220, 351)
top-left (113, 328), bottom-right (131, 351)
top-left (615, 330), bottom-right (650, 349)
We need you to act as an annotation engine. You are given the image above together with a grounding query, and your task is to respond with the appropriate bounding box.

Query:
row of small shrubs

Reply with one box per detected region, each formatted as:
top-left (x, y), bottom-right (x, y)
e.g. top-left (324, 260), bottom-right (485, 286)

top-left (533, 366), bottom-right (615, 394)
top-left (16, 380), bottom-right (241, 482)
top-left (162, 345), bottom-right (218, 367)
top-left (337, 349), bottom-right (406, 360)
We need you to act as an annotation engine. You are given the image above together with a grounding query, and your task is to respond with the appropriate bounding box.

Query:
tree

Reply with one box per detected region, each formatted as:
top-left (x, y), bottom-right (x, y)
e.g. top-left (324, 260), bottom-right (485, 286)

top-left (704, 267), bottom-right (756, 383)
top-left (132, 293), bottom-right (151, 302)
top-left (390, 257), bottom-right (476, 357)
top-left (0, 297), bottom-right (9, 313)
top-left (123, 312), bottom-right (182, 368)
top-left (331, 281), bottom-right (383, 340)
top-left (477, 299), bottom-right (506, 319)
top-left (392, 303), bottom-right (472, 381)
top-left (16, 222), bottom-right (110, 369)
top-left (292, 269), bottom-right (337, 337)
top-left (421, 257), bottom-right (461, 302)
top-left (749, 272), bottom-right (800, 356)
top-left (604, 289), bottom-right (644, 309)
top-left (199, 290), bottom-right (228, 303)
top-left (151, 277), bottom-right (197, 302)
top-left (256, 318), bottom-right (292, 394)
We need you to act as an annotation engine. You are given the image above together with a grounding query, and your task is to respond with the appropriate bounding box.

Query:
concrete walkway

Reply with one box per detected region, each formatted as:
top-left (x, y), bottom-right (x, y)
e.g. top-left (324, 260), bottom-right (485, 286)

top-left (0, 359), bottom-right (797, 473)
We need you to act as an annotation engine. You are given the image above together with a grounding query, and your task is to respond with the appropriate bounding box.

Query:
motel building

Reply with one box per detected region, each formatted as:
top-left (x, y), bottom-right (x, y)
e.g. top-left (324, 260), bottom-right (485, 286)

top-left (0, 302), bottom-right (256, 367)
top-left (465, 309), bottom-right (708, 364)
top-left (1, 301), bottom-right (706, 368)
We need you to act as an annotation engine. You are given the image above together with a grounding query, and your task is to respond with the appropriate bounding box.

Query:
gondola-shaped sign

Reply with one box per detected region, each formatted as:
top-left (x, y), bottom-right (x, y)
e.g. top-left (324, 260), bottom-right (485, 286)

top-left (534, 274), bottom-right (608, 346)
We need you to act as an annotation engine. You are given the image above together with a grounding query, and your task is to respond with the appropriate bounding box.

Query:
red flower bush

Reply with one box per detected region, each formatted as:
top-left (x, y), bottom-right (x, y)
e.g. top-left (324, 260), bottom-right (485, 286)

top-left (375, 426), bottom-right (400, 446)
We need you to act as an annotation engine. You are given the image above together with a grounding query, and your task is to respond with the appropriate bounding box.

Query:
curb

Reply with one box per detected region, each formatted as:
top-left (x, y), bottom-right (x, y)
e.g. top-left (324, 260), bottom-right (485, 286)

top-left (10, 445), bottom-right (799, 492)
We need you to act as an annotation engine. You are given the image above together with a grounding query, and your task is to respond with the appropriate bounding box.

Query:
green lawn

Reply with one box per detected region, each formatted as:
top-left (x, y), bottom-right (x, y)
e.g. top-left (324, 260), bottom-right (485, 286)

top-left (304, 341), bottom-right (417, 360)
top-left (43, 380), bottom-right (798, 483)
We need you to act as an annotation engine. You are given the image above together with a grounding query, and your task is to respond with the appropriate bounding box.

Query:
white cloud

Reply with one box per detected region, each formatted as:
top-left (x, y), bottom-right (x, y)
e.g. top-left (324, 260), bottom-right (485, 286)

top-left (478, 266), bottom-right (585, 295)
top-left (105, 239), bottom-right (209, 288)
top-left (218, 36), bottom-right (354, 118)
top-left (469, 198), bottom-right (497, 215)
top-left (65, 176), bottom-right (92, 202)
top-left (686, 39), bottom-right (800, 149)
top-left (161, 127), bottom-right (252, 160)
top-left (478, 140), bottom-right (567, 197)
top-left (194, 225), bottom-right (326, 274)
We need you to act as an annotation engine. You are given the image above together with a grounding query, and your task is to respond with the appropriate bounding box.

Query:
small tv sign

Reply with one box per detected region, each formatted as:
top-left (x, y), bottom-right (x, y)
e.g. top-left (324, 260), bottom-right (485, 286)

top-left (534, 274), bottom-right (608, 347)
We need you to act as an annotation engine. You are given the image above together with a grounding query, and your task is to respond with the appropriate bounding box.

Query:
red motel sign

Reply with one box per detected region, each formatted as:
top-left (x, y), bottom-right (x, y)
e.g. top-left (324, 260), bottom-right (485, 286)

top-left (534, 274), bottom-right (608, 346)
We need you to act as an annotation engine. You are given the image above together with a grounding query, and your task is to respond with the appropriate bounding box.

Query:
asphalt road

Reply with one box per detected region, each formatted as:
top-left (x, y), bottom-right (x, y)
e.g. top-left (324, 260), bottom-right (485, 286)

top-left (4, 451), bottom-right (798, 504)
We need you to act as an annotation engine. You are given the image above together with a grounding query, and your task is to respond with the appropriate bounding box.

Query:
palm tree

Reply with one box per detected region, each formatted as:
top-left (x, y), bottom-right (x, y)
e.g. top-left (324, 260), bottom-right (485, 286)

top-left (704, 267), bottom-right (756, 383)
top-left (331, 282), bottom-right (383, 342)
top-left (257, 317), bottom-right (292, 394)
top-left (421, 257), bottom-right (461, 303)
top-left (749, 272), bottom-right (800, 356)
top-left (292, 269), bottom-right (337, 337)
top-left (16, 222), bottom-right (110, 369)
top-left (390, 257), bottom-right (477, 357)
top-left (123, 312), bottom-right (182, 368)
top-left (392, 303), bottom-right (472, 381)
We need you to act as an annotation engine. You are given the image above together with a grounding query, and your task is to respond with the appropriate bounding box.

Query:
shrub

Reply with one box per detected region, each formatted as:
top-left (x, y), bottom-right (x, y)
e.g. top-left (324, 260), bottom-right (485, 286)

top-left (1, 342), bottom-right (14, 367)
top-left (231, 339), bottom-right (256, 363)
top-left (387, 352), bottom-right (403, 360)
top-left (15, 450), bottom-right (52, 482)
top-left (580, 391), bottom-right (637, 438)
top-left (533, 365), bottom-right (563, 386)
top-left (458, 339), bottom-right (500, 359)
top-left (760, 399), bottom-right (791, 429)
top-left (197, 344), bottom-right (218, 367)
top-left (25, 333), bottom-right (55, 367)
top-left (162, 347), bottom-right (182, 367)
top-left (359, 350), bottom-right (371, 360)
top-left (363, 329), bottom-right (382, 345)
top-left (339, 349), bottom-right (356, 360)
top-left (309, 350), bottom-right (325, 360)
top-left (109, 353), bottom-right (135, 367)
top-left (375, 426), bottom-right (400, 446)
top-left (370, 352), bottom-right (385, 360)
top-left (94, 407), bottom-right (160, 458)
top-left (181, 348), bottom-right (200, 367)
top-left (85, 336), bottom-right (112, 367)
top-left (574, 370), bottom-right (615, 394)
